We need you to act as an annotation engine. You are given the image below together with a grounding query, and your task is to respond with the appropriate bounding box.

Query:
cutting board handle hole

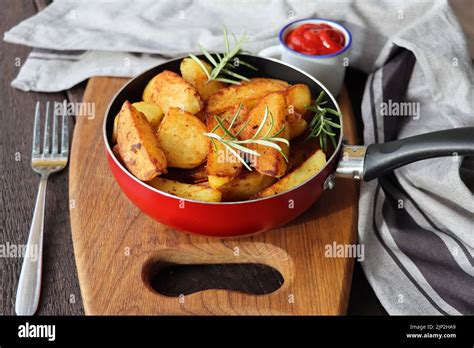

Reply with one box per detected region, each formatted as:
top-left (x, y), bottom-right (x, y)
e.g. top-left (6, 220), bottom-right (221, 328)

top-left (146, 262), bottom-right (284, 296)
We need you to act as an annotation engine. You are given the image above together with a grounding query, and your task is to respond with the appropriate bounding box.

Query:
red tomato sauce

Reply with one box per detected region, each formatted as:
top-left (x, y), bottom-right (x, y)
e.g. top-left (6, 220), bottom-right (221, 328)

top-left (285, 23), bottom-right (346, 56)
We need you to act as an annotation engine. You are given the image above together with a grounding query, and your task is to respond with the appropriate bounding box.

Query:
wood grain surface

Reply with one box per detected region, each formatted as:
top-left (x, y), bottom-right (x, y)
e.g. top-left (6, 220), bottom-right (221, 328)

top-left (69, 76), bottom-right (359, 315)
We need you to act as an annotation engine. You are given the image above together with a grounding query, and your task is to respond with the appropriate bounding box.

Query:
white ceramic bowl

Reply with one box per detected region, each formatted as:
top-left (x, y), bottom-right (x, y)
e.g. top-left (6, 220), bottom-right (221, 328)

top-left (259, 18), bottom-right (352, 96)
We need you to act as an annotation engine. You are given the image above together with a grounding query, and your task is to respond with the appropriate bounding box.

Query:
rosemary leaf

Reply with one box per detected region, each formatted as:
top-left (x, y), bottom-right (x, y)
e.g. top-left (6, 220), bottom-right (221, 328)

top-left (203, 102), bottom-right (289, 170)
top-left (198, 44), bottom-right (218, 67)
top-left (221, 68), bottom-right (250, 82)
top-left (191, 27), bottom-right (256, 85)
top-left (225, 141), bottom-right (260, 156)
top-left (233, 117), bottom-right (252, 137)
top-left (189, 54), bottom-right (210, 79)
top-left (252, 106), bottom-right (269, 140)
top-left (223, 26), bottom-right (230, 53)
top-left (221, 142), bottom-right (252, 171)
top-left (321, 127), bottom-right (336, 136)
top-left (269, 124), bottom-right (285, 138)
top-left (305, 105), bottom-right (320, 113)
top-left (262, 110), bottom-right (275, 139)
top-left (270, 137), bottom-right (290, 146)
top-left (326, 108), bottom-right (342, 117)
top-left (324, 119), bottom-right (342, 128)
top-left (305, 91), bottom-right (341, 151)
top-left (329, 133), bottom-right (337, 148)
top-left (252, 139), bottom-right (283, 150)
top-left (228, 103), bottom-right (243, 130)
top-left (210, 138), bottom-right (218, 152)
top-left (238, 60), bottom-right (258, 71)
top-left (279, 149), bottom-right (289, 163)
top-left (203, 132), bottom-right (225, 141)
top-left (214, 116), bottom-right (236, 140)
top-left (315, 91), bottom-right (326, 105)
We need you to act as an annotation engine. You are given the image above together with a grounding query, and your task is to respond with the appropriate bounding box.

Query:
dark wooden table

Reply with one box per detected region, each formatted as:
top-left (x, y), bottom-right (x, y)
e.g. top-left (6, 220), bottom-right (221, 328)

top-left (19, 0), bottom-right (474, 316)
top-left (1, 0), bottom-right (85, 315)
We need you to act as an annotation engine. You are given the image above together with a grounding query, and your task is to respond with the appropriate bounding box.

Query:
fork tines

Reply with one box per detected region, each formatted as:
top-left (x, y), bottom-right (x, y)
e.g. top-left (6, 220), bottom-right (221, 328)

top-left (32, 101), bottom-right (69, 161)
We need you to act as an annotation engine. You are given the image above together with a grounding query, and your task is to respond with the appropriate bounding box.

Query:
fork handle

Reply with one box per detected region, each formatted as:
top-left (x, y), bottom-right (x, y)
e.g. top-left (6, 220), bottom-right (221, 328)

top-left (15, 175), bottom-right (48, 316)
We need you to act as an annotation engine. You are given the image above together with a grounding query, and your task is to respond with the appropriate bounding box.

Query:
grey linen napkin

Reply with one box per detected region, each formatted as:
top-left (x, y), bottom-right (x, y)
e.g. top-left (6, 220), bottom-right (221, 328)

top-left (359, 1), bottom-right (474, 314)
top-left (4, 0), bottom-right (425, 92)
top-left (4, 0), bottom-right (473, 315)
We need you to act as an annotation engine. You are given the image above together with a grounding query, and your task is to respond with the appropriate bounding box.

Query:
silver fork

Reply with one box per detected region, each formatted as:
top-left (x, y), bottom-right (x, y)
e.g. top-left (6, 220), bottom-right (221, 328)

top-left (15, 101), bottom-right (69, 316)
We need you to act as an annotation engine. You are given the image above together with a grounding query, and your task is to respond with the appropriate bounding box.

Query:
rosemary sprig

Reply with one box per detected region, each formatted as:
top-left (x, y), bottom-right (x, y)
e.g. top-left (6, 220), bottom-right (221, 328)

top-left (305, 91), bottom-right (341, 151)
top-left (189, 27), bottom-right (257, 85)
top-left (203, 105), bottom-right (289, 170)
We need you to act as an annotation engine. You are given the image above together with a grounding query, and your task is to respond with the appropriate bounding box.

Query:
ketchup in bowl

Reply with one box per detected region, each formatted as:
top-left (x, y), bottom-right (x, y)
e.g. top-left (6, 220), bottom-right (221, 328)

top-left (285, 23), bottom-right (346, 56)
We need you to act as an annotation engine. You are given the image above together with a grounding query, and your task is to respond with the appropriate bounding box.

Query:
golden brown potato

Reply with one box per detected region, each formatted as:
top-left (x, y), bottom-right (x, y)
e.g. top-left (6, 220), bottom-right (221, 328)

top-left (132, 101), bottom-right (164, 129)
top-left (241, 92), bottom-right (290, 178)
top-left (142, 77), bottom-right (154, 103)
top-left (208, 175), bottom-right (233, 189)
top-left (288, 116), bottom-right (308, 139)
top-left (286, 84), bottom-right (311, 139)
top-left (147, 177), bottom-right (222, 202)
top-left (180, 58), bottom-right (226, 100)
top-left (157, 107), bottom-right (209, 168)
top-left (220, 171), bottom-right (276, 201)
top-left (286, 84), bottom-right (311, 115)
top-left (206, 105), bottom-right (250, 189)
top-left (243, 78), bottom-right (289, 88)
top-left (206, 79), bottom-right (289, 115)
top-left (113, 102), bottom-right (163, 143)
top-left (142, 70), bottom-right (203, 114)
top-left (116, 101), bottom-right (167, 181)
top-left (256, 149), bottom-right (326, 198)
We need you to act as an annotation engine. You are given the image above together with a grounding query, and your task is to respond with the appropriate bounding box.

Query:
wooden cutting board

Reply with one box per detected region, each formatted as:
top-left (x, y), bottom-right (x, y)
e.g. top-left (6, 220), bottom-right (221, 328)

top-left (69, 76), bottom-right (359, 315)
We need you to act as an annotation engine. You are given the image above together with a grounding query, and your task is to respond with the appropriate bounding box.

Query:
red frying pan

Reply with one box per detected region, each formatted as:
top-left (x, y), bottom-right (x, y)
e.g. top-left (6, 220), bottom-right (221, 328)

top-left (103, 54), bottom-right (474, 237)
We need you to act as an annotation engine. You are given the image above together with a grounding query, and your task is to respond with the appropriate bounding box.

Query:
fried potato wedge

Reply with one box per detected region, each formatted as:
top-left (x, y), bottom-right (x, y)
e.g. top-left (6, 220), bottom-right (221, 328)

top-left (143, 70), bottom-right (203, 114)
top-left (180, 57), bottom-right (226, 100)
top-left (288, 117), bottom-right (308, 139)
top-left (147, 177), bottom-right (222, 202)
top-left (116, 101), bottom-right (167, 181)
top-left (206, 105), bottom-right (250, 189)
top-left (113, 102), bottom-right (163, 143)
top-left (157, 107), bottom-right (209, 168)
top-left (132, 101), bottom-right (164, 129)
top-left (286, 84), bottom-right (311, 139)
top-left (243, 78), bottom-right (290, 88)
top-left (220, 171), bottom-right (276, 201)
top-left (255, 149), bottom-right (326, 198)
top-left (286, 84), bottom-right (311, 115)
top-left (208, 175), bottom-right (233, 189)
top-left (142, 76), bottom-right (154, 103)
top-left (206, 79), bottom-right (289, 115)
top-left (242, 92), bottom-right (290, 178)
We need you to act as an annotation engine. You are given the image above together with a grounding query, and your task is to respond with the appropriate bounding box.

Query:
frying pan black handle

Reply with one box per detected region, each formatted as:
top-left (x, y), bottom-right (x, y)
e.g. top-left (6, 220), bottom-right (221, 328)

top-left (363, 127), bottom-right (474, 181)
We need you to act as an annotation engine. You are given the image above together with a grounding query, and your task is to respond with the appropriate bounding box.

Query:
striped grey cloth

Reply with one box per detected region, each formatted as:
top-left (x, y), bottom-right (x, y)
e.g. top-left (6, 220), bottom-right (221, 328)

top-left (3, 0), bottom-right (474, 314)
top-left (360, 19), bottom-right (474, 313)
